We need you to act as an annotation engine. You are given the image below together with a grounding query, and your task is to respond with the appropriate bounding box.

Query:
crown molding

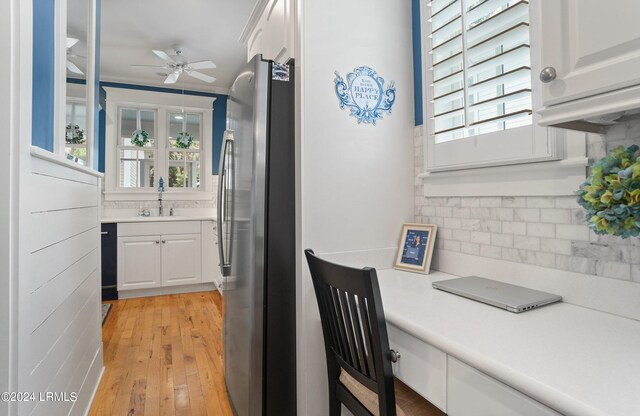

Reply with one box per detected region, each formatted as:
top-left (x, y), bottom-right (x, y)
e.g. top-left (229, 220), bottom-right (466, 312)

top-left (239, 0), bottom-right (270, 44)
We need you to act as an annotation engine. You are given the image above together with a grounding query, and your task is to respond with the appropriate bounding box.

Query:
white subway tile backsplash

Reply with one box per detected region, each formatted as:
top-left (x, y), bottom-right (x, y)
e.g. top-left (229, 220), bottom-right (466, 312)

top-left (501, 197), bottom-right (526, 208)
top-left (540, 238), bottom-right (573, 256)
top-left (414, 121), bottom-right (640, 283)
top-left (595, 261), bottom-right (632, 281)
top-left (460, 242), bottom-right (480, 255)
top-left (557, 224), bottom-right (590, 241)
top-left (491, 233), bottom-right (513, 248)
top-left (527, 223), bottom-right (556, 238)
top-left (540, 209), bottom-right (571, 224)
top-left (470, 231), bottom-right (491, 245)
top-left (514, 208), bottom-right (540, 222)
top-left (502, 221), bottom-right (527, 235)
top-left (514, 235), bottom-right (540, 251)
top-left (480, 245), bottom-right (502, 259)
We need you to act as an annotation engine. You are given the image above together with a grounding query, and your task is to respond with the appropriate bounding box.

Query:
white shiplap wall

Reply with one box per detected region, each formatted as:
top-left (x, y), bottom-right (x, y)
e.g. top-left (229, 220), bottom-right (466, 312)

top-left (18, 149), bottom-right (103, 416)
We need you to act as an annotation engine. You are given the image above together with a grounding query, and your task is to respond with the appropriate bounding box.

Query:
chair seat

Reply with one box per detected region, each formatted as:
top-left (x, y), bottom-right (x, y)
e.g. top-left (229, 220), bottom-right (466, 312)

top-left (339, 370), bottom-right (446, 416)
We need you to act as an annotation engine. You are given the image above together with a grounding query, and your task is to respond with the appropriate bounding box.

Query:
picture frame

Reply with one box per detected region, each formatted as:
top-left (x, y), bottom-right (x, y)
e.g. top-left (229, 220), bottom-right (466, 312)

top-left (394, 223), bottom-right (437, 274)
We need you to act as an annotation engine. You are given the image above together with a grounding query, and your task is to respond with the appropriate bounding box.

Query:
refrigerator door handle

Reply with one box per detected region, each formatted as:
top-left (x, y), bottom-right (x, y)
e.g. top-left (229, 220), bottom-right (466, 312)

top-left (217, 132), bottom-right (234, 277)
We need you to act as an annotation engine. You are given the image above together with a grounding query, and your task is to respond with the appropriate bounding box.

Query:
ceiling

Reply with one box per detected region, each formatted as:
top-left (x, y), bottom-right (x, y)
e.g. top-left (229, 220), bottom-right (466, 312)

top-left (99, 0), bottom-right (256, 94)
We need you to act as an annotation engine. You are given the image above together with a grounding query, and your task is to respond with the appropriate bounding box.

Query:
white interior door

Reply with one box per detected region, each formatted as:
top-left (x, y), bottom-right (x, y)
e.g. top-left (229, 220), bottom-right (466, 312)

top-left (161, 234), bottom-right (202, 287)
top-left (539, 0), bottom-right (640, 106)
top-left (117, 236), bottom-right (161, 290)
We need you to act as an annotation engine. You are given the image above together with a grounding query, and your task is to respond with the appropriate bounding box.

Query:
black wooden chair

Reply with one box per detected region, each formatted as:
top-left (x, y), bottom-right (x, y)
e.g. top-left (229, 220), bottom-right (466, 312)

top-left (305, 249), bottom-right (445, 416)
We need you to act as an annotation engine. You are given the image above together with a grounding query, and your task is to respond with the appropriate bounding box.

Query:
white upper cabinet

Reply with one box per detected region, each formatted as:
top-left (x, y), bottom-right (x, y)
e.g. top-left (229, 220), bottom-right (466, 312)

top-left (537, 0), bottom-right (640, 130)
top-left (241, 0), bottom-right (294, 64)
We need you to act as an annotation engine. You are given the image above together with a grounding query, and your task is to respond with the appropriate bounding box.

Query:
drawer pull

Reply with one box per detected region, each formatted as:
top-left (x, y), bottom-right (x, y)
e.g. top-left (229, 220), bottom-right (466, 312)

top-left (101, 231), bottom-right (109, 235)
top-left (389, 349), bottom-right (401, 363)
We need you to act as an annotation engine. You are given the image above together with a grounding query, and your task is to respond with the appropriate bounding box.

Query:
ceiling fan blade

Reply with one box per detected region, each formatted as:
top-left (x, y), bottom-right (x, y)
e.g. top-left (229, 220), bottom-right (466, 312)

top-left (66, 37), bottom-right (79, 49)
top-left (188, 60), bottom-right (216, 70)
top-left (67, 60), bottom-right (84, 75)
top-left (187, 70), bottom-right (216, 83)
top-left (153, 50), bottom-right (176, 64)
top-left (164, 71), bottom-right (180, 84)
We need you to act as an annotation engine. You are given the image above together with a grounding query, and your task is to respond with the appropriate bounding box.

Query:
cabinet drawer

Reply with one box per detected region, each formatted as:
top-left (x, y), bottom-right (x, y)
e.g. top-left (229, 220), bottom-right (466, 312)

top-left (387, 324), bottom-right (447, 412)
top-left (447, 357), bottom-right (561, 416)
top-left (118, 221), bottom-right (201, 237)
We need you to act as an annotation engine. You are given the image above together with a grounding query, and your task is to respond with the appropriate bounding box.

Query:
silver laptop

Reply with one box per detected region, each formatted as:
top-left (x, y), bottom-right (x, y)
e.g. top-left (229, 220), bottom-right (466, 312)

top-left (432, 276), bottom-right (562, 313)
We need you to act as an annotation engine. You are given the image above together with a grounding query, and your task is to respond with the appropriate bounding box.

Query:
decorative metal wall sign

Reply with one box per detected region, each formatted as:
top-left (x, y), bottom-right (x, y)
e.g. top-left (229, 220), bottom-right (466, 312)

top-left (334, 66), bottom-right (396, 125)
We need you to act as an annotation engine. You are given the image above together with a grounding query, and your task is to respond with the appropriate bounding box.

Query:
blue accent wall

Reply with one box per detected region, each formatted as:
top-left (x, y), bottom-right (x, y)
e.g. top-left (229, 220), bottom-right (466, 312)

top-left (93, 0), bottom-right (102, 170)
top-left (412, 0), bottom-right (424, 126)
top-left (100, 81), bottom-right (228, 175)
top-left (212, 97), bottom-right (227, 175)
top-left (32, 0), bottom-right (56, 151)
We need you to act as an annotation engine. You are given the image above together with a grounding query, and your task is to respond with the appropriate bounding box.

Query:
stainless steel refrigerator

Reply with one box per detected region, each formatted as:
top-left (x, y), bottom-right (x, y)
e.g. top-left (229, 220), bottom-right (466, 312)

top-left (217, 56), bottom-right (296, 416)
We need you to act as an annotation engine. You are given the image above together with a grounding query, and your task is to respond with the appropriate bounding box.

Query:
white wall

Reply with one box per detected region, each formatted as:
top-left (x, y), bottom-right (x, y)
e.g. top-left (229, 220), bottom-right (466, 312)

top-left (18, 151), bottom-right (104, 416)
top-left (297, 0), bottom-right (415, 414)
top-left (0, 0), bottom-right (19, 413)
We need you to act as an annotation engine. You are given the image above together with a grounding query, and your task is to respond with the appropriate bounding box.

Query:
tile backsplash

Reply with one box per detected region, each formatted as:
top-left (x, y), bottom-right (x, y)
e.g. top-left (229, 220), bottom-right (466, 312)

top-left (415, 120), bottom-right (640, 283)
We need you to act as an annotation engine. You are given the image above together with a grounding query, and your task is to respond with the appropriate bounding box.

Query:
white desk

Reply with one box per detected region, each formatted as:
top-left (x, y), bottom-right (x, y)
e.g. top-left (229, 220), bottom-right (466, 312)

top-left (378, 269), bottom-right (640, 416)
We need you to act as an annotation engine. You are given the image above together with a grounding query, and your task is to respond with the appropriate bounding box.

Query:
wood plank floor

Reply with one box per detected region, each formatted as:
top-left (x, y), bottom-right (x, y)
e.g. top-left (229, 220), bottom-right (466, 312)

top-left (89, 291), bottom-right (233, 416)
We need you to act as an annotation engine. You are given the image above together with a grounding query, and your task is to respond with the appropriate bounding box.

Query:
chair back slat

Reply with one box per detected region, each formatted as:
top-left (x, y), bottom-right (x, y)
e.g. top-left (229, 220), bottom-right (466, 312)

top-left (305, 249), bottom-right (396, 415)
top-left (358, 297), bottom-right (376, 380)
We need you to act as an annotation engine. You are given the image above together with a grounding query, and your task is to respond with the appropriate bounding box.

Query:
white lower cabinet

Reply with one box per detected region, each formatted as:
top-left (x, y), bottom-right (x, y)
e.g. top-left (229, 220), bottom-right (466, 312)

top-left (388, 324), bottom-right (447, 412)
top-left (117, 220), bottom-right (215, 293)
top-left (447, 357), bottom-right (561, 416)
top-left (161, 234), bottom-right (201, 286)
top-left (118, 235), bottom-right (162, 290)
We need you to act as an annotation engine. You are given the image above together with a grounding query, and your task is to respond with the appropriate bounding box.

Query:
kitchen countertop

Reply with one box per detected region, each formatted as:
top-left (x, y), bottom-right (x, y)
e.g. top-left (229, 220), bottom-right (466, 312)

top-left (377, 269), bottom-right (640, 416)
top-left (101, 215), bottom-right (216, 223)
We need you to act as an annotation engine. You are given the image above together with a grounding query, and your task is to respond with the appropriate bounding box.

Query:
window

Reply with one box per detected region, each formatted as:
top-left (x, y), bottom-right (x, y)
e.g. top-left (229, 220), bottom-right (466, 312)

top-left (423, 0), bottom-right (568, 172)
top-left (420, 0), bottom-right (587, 195)
top-left (118, 108), bottom-right (156, 188)
top-left (65, 100), bottom-right (88, 165)
top-left (428, 0), bottom-right (532, 144)
top-left (103, 87), bottom-right (215, 201)
top-left (168, 113), bottom-right (202, 189)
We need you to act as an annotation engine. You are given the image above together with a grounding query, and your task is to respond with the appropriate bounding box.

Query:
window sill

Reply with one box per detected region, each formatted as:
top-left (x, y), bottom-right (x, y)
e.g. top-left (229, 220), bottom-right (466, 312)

top-left (103, 190), bottom-right (214, 201)
top-left (418, 156), bottom-right (589, 197)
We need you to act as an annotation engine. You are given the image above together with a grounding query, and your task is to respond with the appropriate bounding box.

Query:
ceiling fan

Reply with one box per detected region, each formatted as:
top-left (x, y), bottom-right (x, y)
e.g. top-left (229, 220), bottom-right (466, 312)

top-left (66, 37), bottom-right (84, 75)
top-left (131, 48), bottom-right (217, 84)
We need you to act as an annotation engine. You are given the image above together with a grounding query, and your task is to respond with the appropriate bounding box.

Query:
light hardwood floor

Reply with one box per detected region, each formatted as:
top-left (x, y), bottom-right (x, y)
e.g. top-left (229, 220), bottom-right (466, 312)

top-left (89, 291), bottom-right (233, 416)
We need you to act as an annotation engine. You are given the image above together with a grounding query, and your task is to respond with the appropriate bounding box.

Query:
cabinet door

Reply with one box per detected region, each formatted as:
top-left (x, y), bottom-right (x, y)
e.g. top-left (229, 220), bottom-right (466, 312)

top-left (539, 0), bottom-right (640, 106)
top-left (117, 236), bottom-right (161, 290)
top-left (161, 234), bottom-right (202, 287)
top-left (447, 357), bottom-right (561, 416)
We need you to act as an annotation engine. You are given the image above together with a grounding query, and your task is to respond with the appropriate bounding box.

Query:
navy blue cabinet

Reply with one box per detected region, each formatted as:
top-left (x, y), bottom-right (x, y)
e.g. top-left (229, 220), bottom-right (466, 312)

top-left (101, 223), bottom-right (118, 300)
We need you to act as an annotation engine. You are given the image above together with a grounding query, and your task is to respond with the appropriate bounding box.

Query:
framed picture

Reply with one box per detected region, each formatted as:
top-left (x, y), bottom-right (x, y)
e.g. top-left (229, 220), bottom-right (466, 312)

top-left (394, 223), bottom-right (437, 274)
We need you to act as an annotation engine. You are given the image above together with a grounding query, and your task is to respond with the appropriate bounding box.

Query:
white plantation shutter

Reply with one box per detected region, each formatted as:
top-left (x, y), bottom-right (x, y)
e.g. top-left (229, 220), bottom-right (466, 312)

top-left (427, 0), bottom-right (532, 143)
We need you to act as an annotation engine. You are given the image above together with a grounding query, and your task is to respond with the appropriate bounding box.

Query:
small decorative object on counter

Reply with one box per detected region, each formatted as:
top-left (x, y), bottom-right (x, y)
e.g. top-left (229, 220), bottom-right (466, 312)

top-left (577, 145), bottom-right (640, 238)
top-left (158, 177), bottom-right (165, 192)
top-left (394, 223), bottom-right (438, 274)
top-left (175, 131), bottom-right (194, 149)
top-left (65, 124), bottom-right (85, 144)
top-left (131, 129), bottom-right (149, 147)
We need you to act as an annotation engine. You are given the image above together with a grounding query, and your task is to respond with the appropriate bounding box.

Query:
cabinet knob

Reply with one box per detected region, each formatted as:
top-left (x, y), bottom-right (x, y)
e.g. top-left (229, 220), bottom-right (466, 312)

top-left (389, 349), bottom-right (401, 363)
top-left (162, 240), bottom-right (166, 244)
top-left (539, 67), bottom-right (557, 83)
top-left (155, 240), bottom-right (160, 244)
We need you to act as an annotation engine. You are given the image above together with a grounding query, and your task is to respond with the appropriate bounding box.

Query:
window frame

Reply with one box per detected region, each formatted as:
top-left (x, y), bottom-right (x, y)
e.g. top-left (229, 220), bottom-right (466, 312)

top-left (421, 0), bottom-right (572, 172)
top-left (103, 87), bottom-right (215, 201)
top-left (166, 112), bottom-right (204, 191)
top-left (418, 0), bottom-right (588, 196)
top-left (116, 106), bottom-right (158, 190)
top-left (64, 97), bottom-right (89, 165)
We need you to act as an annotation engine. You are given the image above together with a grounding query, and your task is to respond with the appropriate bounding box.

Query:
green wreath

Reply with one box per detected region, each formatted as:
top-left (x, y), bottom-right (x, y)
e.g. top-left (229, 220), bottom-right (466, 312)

top-left (176, 132), bottom-right (194, 149)
top-left (131, 129), bottom-right (149, 147)
top-left (577, 145), bottom-right (640, 238)
top-left (65, 124), bottom-right (85, 144)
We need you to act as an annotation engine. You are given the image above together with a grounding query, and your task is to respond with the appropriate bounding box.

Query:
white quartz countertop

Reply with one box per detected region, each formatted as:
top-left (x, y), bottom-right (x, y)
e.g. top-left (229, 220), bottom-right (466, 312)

top-left (101, 215), bottom-right (216, 223)
top-left (377, 269), bottom-right (640, 416)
